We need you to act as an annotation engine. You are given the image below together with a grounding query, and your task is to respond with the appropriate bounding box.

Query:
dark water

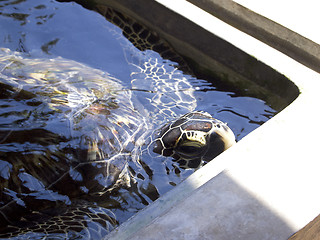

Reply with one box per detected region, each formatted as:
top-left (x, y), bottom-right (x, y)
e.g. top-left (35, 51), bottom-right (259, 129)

top-left (0, 0), bottom-right (275, 139)
top-left (0, 0), bottom-right (276, 238)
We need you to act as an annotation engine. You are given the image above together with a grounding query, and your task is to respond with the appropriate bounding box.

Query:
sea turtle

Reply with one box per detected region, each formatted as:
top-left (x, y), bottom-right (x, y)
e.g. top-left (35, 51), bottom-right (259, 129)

top-left (0, 7), bottom-right (235, 240)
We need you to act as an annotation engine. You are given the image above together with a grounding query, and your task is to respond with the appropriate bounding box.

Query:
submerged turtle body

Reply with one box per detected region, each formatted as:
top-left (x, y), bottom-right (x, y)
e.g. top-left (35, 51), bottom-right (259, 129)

top-left (0, 48), bottom-right (141, 237)
top-left (0, 47), bottom-right (235, 238)
top-left (0, 5), bottom-right (235, 239)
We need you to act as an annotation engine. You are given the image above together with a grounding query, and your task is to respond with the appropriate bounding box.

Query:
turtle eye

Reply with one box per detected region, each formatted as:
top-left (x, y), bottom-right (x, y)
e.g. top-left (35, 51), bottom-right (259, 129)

top-left (177, 145), bottom-right (201, 155)
top-left (175, 140), bottom-right (205, 158)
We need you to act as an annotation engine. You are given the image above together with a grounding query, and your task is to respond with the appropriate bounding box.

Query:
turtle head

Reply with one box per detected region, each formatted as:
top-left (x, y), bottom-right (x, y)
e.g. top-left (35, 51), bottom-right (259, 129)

top-left (153, 112), bottom-right (235, 168)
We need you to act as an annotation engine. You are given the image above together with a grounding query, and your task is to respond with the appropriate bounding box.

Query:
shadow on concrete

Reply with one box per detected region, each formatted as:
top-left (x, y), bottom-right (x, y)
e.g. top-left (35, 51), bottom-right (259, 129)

top-left (107, 169), bottom-right (294, 240)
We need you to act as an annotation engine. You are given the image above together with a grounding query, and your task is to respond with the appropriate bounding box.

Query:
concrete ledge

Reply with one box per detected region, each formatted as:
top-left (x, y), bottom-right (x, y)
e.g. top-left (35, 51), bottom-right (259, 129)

top-left (187, 0), bottom-right (320, 74)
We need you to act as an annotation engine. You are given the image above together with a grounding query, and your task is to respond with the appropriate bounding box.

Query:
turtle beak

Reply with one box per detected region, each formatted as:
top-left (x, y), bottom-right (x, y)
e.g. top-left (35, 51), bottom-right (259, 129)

top-left (203, 123), bottom-right (236, 161)
top-left (218, 123), bottom-right (236, 150)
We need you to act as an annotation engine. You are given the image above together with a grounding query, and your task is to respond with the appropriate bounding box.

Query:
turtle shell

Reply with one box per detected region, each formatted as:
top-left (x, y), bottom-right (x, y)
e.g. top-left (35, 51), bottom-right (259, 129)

top-left (0, 48), bottom-right (143, 235)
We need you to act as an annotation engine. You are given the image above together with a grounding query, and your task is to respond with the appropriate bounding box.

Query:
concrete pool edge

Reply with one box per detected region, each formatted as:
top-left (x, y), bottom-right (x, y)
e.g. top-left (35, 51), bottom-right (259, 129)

top-left (105, 1), bottom-right (320, 239)
top-left (186, 0), bottom-right (320, 74)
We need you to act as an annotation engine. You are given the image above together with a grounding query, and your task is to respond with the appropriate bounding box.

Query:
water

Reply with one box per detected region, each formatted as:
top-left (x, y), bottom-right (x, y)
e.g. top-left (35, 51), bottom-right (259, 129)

top-left (0, 0), bottom-right (277, 239)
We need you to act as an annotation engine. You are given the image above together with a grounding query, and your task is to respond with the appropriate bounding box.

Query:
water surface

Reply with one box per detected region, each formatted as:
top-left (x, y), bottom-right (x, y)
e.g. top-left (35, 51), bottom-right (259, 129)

top-left (0, 0), bottom-right (277, 238)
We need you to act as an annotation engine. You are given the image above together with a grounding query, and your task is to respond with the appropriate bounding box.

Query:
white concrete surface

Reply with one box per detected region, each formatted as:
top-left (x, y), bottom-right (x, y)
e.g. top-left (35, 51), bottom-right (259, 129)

top-left (107, 1), bottom-right (320, 239)
top-left (233, 0), bottom-right (320, 45)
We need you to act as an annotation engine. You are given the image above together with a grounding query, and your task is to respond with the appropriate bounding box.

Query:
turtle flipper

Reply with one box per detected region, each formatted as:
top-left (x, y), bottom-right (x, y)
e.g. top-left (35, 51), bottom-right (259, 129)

top-left (95, 7), bottom-right (197, 123)
top-left (0, 201), bottom-right (117, 239)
